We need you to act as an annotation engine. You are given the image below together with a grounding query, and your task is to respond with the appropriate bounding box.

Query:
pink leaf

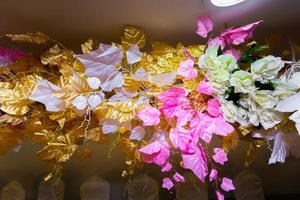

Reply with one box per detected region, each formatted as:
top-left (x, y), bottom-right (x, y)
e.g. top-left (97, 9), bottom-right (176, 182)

top-left (213, 148), bottom-right (228, 165)
top-left (221, 177), bottom-right (235, 192)
top-left (196, 79), bottom-right (214, 96)
top-left (177, 58), bottom-right (198, 80)
top-left (162, 177), bottom-right (174, 190)
top-left (169, 128), bottom-right (196, 154)
top-left (207, 99), bottom-right (221, 117)
top-left (213, 116), bottom-right (235, 136)
top-left (216, 190), bottom-right (224, 200)
top-left (196, 16), bottom-right (213, 38)
top-left (209, 169), bottom-right (218, 182)
top-left (173, 172), bottom-right (185, 183)
top-left (208, 36), bottom-right (226, 50)
top-left (182, 145), bottom-right (208, 182)
top-left (220, 20), bottom-right (263, 45)
top-left (136, 106), bottom-right (160, 126)
top-left (161, 162), bottom-right (172, 172)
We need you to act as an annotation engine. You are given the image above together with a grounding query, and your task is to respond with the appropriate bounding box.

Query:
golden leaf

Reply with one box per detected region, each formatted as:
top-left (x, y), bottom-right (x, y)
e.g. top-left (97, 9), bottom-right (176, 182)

top-left (54, 76), bottom-right (91, 107)
top-left (6, 32), bottom-right (50, 44)
top-left (185, 45), bottom-right (205, 58)
top-left (238, 125), bottom-right (254, 136)
top-left (123, 73), bottom-right (141, 92)
top-left (121, 25), bottom-right (146, 49)
top-left (86, 127), bottom-right (108, 143)
top-left (0, 114), bottom-right (26, 126)
top-left (37, 134), bottom-right (78, 163)
top-left (94, 101), bottom-right (137, 123)
top-left (81, 39), bottom-right (94, 54)
top-left (32, 129), bottom-right (55, 144)
top-left (189, 91), bottom-right (208, 113)
top-left (0, 75), bottom-right (41, 115)
top-left (41, 45), bottom-right (84, 76)
top-left (8, 57), bottom-right (44, 73)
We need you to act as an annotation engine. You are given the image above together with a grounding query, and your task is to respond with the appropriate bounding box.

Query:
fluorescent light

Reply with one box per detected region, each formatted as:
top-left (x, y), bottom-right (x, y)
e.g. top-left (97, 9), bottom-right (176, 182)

top-left (211, 0), bottom-right (246, 7)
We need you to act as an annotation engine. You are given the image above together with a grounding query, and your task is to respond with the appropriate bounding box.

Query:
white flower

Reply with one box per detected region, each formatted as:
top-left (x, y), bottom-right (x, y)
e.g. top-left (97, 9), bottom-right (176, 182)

top-left (251, 55), bottom-right (284, 82)
top-left (258, 108), bottom-right (283, 129)
top-left (230, 70), bottom-right (256, 93)
top-left (251, 90), bottom-right (277, 109)
top-left (220, 100), bottom-right (237, 123)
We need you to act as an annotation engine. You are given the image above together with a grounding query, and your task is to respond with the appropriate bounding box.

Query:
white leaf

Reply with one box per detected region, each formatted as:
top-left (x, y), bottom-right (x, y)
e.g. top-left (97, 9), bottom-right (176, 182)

top-left (28, 80), bottom-right (65, 112)
top-left (130, 126), bottom-right (146, 141)
top-left (268, 132), bottom-right (288, 164)
top-left (101, 119), bottom-right (119, 134)
top-left (126, 44), bottom-right (142, 64)
top-left (72, 96), bottom-right (87, 110)
top-left (289, 110), bottom-right (300, 135)
top-left (150, 71), bottom-right (176, 86)
top-left (76, 44), bottom-right (124, 92)
top-left (87, 94), bottom-right (102, 109)
top-left (87, 77), bottom-right (101, 89)
top-left (275, 93), bottom-right (300, 112)
top-left (133, 67), bottom-right (149, 81)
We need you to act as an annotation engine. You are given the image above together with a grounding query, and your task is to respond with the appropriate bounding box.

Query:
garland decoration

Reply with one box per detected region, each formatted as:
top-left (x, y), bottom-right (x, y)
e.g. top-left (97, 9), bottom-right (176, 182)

top-left (0, 16), bottom-right (300, 199)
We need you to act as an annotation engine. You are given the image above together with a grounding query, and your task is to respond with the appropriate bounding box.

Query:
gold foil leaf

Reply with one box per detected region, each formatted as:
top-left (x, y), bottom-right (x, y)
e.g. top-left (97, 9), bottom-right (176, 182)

top-left (121, 25), bottom-right (146, 49)
top-left (238, 125), bottom-right (254, 136)
top-left (0, 114), bottom-right (26, 126)
top-left (86, 127), bottom-right (108, 143)
top-left (94, 101), bottom-right (137, 123)
top-left (123, 73), bottom-right (141, 92)
top-left (81, 39), bottom-right (94, 54)
top-left (6, 32), bottom-right (50, 44)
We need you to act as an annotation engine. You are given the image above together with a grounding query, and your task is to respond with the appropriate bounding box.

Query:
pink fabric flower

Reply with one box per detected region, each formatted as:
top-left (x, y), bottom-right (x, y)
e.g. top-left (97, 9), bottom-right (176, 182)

top-left (221, 177), bottom-right (235, 192)
top-left (213, 148), bottom-right (228, 165)
top-left (197, 79), bottom-right (214, 96)
top-left (162, 177), bottom-right (174, 190)
top-left (224, 49), bottom-right (241, 60)
top-left (0, 48), bottom-right (26, 67)
top-left (182, 145), bottom-right (208, 182)
top-left (196, 16), bottom-right (213, 38)
top-left (169, 128), bottom-right (196, 154)
top-left (173, 172), bottom-right (185, 183)
top-left (161, 162), bottom-right (172, 172)
top-left (209, 169), bottom-right (218, 182)
top-left (208, 36), bottom-right (226, 50)
top-left (138, 131), bottom-right (170, 167)
top-left (136, 106), bottom-right (160, 126)
top-left (216, 190), bottom-right (224, 200)
top-left (207, 99), bottom-right (221, 117)
top-left (220, 20), bottom-right (263, 45)
top-left (177, 58), bottom-right (198, 80)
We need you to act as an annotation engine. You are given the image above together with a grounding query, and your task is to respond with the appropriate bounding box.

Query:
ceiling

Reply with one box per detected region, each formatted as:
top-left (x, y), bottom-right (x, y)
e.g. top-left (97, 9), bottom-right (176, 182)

top-left (1, 0), bottom-right (300, 51)
top-left (1, 0), bottom-right (300, 199)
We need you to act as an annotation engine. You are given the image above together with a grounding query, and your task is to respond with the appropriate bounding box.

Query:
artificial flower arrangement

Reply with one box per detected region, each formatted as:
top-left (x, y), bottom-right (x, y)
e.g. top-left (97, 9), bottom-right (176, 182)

top-left (0, 16), bottom-right (300, 199)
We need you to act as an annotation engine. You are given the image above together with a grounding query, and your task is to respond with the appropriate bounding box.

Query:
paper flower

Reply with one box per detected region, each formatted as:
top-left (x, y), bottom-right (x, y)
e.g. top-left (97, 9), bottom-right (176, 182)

top-left (136, 106), bottom-right (161, 126)
top-left (230, 70), bottom-right (255, 93)
top-left (196, 16), bottom-right (213, 38)
top-left (220, 20), bottom-right (263, 45)
top-left (213, 148), bottom-right (228, 165)
top-left (251, 55), bottom-right (284, 82)
top-left (220, 177), bottom-right (235, 192)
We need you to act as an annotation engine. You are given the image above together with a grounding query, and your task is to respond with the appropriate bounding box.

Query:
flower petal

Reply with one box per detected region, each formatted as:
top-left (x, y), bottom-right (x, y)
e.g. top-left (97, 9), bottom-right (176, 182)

top-left (162, 177), bottom-right (174, 190)
top-left (221, 177), bottom-right (235, 192)
top-left (130, 126), bottom-right (146, 141)
top-left (196, 16), bottom-right (213, 38)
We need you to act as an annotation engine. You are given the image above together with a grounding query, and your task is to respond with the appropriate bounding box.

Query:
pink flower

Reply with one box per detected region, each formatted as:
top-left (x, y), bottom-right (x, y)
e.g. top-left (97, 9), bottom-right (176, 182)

top-left (224, 49), bottom-right (241, 60)
top-left (0, 48), bottom-right (26, 67)
top-left (220, 20), bottom-right (263, 45)
top-left (162, 177), bottom-right (174, 190)
top-left (173, 172), bottom-right (185, 183)
top-left (136, 106), bottom-right (160, 126)
top-left (221, 177), bottom-right (235, 192)
top-left (169, 128), bottom-right (196, 154)
top-left (208, 36), bottom-right (226, 50)
top-left (209, 169), bottom-right (218, 181)
top-left (177, 58), bottom-right (198, 80)
top-left (161, 162), bottom-right (172, 172)
top-left (197, 79), bottom-right (214, 96)
top-left (216, 190), bottom-right (224, 200)
top-left (138, 131), bottom-right (170, 167)
top-left (196, 16), bottom-right (213, 38)
top-left (213, 148), bottom-right (228, 165)
top-left (182, 145), bottom-right (208, 182)
top-left (207, 99), bottom-right (221, 117)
